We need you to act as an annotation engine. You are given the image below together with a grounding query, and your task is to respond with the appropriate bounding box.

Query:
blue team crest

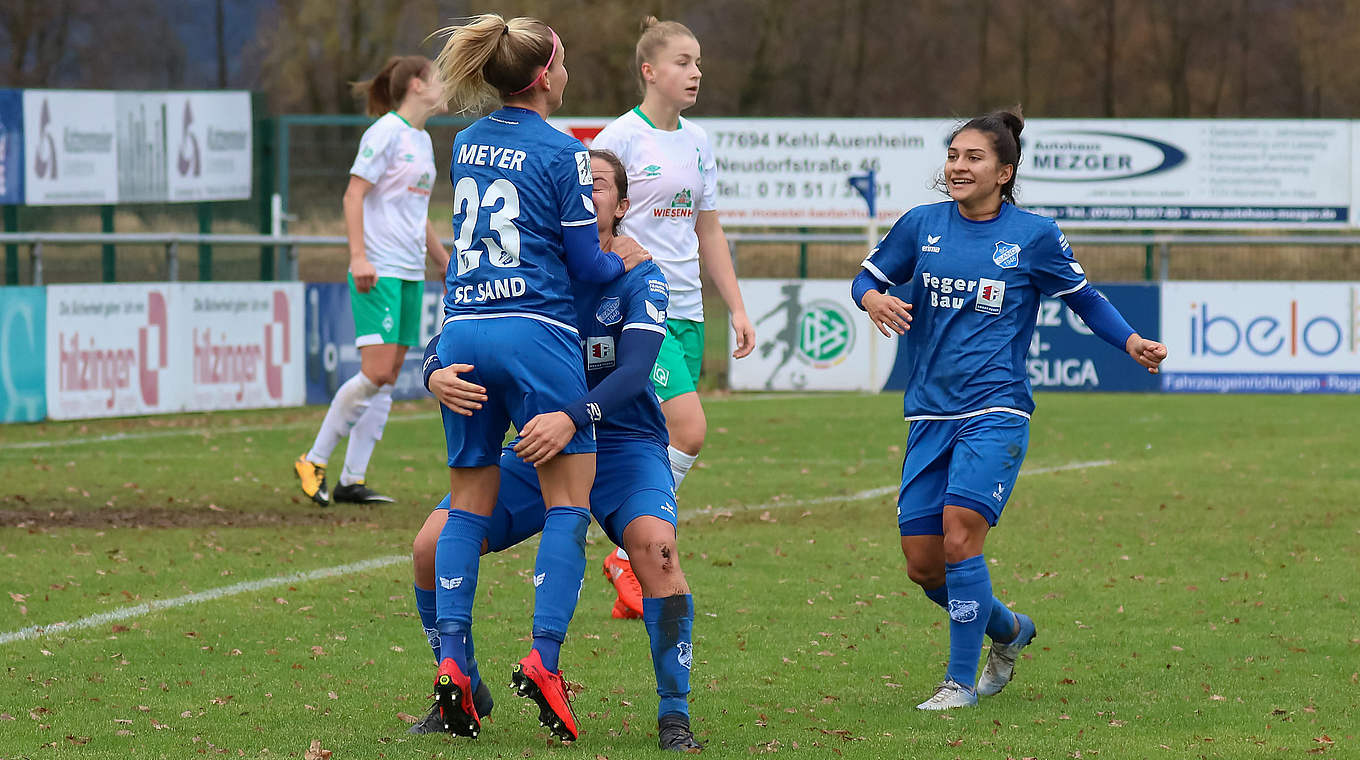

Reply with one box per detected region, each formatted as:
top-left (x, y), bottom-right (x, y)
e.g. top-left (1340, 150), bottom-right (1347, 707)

top-left (596, 296), bottom-right (622, 325)
top-left (992, 241), bottom-right (1022, 269)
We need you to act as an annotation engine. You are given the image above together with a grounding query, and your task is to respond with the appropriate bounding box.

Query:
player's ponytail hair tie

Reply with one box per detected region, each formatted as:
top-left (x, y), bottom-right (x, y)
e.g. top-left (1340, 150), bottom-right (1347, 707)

top-left (507, 28), bottom-right (558, 95)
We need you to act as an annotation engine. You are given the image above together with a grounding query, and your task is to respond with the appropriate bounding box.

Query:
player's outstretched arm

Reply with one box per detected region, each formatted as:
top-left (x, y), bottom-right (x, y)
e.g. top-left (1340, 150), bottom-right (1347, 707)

top-left (1126, 334), bottom-right (1168, 374)
top-left (1061, 287), bottom-right (1166, 373)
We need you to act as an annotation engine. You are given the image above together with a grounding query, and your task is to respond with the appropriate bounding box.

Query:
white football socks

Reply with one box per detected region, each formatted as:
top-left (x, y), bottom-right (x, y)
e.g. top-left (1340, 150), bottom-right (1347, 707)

top-left (668, 445), bottom-right (698, 489)
top-left (306, 371), bottom-right (380, 466)
top-left (340, 385), bottom-right (393, 486)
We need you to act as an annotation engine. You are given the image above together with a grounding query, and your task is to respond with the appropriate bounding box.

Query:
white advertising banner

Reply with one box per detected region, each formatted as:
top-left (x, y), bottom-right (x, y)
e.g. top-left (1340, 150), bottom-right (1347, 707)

top-left (165, 91), bottom-right (253, 201)
top-left (554, 117), bottom-right (1352, 229)
top-left (1160, 281), bottom-right (1360, 393)
top-left (46, 283), bottom-right (304, 419)
top-left (24, 89), bottom-right (118, 205)
top-left (728, 279), bottom-right (896, 391)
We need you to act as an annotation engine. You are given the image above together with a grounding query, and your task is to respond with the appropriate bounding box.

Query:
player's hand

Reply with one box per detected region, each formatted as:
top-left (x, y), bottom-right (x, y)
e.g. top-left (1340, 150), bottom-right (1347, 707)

top-left (350, 255), bottom-right (378, 293)
top-left (429, 364), bottom-right (487, 416)
top-left (731, 311), bottom-right (756, 359)
top-left (862, 290), bottom-right (912, 337)
top-left (1126, 334), bottom-right (1168, 374)
top-left (513, 411), bottom-right (578, 466)
top-left (609, 235), bottom-right (652, 272)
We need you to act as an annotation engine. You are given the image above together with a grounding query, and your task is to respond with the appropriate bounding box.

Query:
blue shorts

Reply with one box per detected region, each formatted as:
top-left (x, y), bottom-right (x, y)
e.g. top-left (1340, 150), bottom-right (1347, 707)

top-left (438, 316), bottom-right (596, 468)
top-left (434, 437), bottom-right (677, 552)
top-left (897, 412), bottom-right (1030, 536)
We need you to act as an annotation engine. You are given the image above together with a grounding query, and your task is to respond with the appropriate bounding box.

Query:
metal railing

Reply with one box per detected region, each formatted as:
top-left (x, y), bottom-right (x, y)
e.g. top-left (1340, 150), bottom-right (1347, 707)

top-left (3, 231), bottom-right (1360, 286)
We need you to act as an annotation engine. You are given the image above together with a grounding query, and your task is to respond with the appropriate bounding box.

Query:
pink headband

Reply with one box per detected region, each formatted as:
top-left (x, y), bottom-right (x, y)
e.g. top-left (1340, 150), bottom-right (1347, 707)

top-left (508, 29), bottom-right (559, 96)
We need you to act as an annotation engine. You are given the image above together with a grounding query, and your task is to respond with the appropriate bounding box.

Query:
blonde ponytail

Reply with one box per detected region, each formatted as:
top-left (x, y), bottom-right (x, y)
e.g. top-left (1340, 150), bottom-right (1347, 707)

top-left (635, 16), bottom-right (696, 93)
top-left (434, 14), bottom-right (555, 114)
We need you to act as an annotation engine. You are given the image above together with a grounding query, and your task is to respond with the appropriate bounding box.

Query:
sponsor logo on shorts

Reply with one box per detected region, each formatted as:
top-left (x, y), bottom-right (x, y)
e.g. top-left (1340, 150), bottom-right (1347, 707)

top-left (993, 241), bottom-right (1022, 269)
top-left (948, 599), bottom-right (980, 623)
top-left (381, 311), bottom-right (395, 332)
top-left (660, 501), bottom-right (676, 517)
top-left (993, 482), bottom-right (1005, 502)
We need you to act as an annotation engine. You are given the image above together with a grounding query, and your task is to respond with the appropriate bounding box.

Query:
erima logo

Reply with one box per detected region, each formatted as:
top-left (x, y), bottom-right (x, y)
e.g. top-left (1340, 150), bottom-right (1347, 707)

top-left (993, 482), bottom-right (1005, 502)
top-left (948, 599), bottom-right (980, 623)
top-left (921, 234), bottom-right (941, 254)
top-left (660, 501), bottom-right (676, 517)
top-left (533, 573), bottom-right (546, 587)
top-left (586, 402), bottom-right (601, 422)
top-left (645, 300), bottom-right (666, 323)
top-left (439, 576), bottom-right (463, 590)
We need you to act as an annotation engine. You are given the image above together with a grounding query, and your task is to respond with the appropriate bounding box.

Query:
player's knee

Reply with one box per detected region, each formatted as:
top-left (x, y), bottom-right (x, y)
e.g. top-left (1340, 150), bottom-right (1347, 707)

top-left (906, 563), bottom-right (944, 589)
top-left (636, 538), bottom-right (683, 576)
top-left (941, 531), bottom-right (978, 564)
top-left (370, 368), bottom-right (400, 386)
top-left (673, 415), bottom-right (706, 454)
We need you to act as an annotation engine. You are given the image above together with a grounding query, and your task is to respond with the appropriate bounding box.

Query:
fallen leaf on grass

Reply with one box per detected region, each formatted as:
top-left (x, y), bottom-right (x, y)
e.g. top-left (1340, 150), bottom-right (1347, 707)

top-left (303, 739), bottom-right (332, 760)
top-left (310, 646), bottom-right (326, 657)
top-left (395, 712), bottom-right (419, 724)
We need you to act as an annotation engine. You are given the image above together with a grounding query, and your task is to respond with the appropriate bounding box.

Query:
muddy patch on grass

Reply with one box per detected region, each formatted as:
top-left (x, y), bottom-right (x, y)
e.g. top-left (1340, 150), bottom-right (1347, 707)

top-left (0, 506), bottom-right (384, 530)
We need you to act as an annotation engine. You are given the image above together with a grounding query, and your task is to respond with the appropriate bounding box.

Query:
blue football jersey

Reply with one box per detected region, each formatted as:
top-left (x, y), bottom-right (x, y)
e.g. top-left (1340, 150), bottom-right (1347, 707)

top-left (573, 260), bottom-right (670, 443)
top-left (862, 201), bottom-right (1089, 419)
top-left (443, 107), bottom-right (598, 330)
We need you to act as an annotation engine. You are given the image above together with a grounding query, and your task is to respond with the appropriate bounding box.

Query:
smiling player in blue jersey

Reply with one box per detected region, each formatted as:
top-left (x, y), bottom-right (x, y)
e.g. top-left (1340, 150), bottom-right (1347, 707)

top-left (851, 108), bottom-right (1167, 710)
top-left (407, 151), bottom-right (701, 750)
top-left (426, 15), bottom-right (650, 741)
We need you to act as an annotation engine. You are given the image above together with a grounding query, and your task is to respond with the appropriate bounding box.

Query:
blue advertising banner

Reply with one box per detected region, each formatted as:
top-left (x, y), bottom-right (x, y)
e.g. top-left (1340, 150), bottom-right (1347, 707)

top-left (303, 283), bottom-right (445, 405)
top-left (0, 89), bottom-right (23, 205)
top-left (1, 287), bottom-right (46, 422)
top-left (883, 283), bottom-right (1160, 393)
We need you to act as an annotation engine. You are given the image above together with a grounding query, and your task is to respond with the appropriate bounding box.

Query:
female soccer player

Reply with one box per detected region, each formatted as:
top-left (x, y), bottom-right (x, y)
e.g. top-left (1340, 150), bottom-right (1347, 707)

top-left (851, 108), bottom-right (1167, 710)
top-left (591, 16), bottom-right (756, 615)
top-left (409, 151), bottom-right (701, 750)
top-left (428, 16), bottom-right (648, 740)
top-left (293, 55), bottom-right (449, 506)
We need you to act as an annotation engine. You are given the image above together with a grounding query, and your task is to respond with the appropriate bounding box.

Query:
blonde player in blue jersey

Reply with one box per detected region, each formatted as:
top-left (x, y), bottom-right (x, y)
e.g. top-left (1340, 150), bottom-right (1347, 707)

top-left (851, 108), bottom-right (1167, 710)
top-left (408, 151), bottom-right (702, 750)
top-left (428, 15), bottom-right (649, 741)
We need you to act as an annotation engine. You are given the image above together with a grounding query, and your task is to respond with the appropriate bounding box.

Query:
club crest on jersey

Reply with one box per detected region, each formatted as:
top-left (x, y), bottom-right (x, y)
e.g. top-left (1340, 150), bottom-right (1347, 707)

top-left (993, 241), bottom-right (1022, 269)
top-left (596, 296), bottom-right (622, 326)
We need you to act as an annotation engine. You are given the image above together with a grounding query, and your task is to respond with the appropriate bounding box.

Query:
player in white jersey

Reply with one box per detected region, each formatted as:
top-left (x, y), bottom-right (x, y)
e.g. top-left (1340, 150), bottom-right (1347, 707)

top-left (591, 16), bottom-right (756, 617)
top-left (853, 108), bottom-right (1166, 710)
top-left (294, 56), bottom-right (449, 506)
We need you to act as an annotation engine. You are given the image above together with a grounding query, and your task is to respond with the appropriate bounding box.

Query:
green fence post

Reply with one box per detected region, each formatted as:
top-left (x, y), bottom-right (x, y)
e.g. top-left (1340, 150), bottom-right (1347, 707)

top-left (1144, 242), bottom-right (1154, 281)
top-left (798, 226), bottom-right (809, 279)
top-left (101, 205), bottom-right (116, 282)
top-left (3, 206), bottom-right (17, 285)
top-left (198, 202), bottom-right (213, 281)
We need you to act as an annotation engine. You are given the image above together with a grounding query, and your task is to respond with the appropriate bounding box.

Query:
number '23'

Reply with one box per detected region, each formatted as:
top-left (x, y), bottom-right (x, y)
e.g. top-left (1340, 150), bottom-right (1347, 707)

top-left (453, 177), bottom-right (522, 276)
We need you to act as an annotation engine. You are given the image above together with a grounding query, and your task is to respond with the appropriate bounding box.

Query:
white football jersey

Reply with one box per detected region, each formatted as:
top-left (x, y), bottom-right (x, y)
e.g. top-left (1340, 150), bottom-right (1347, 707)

top-left (591, 108), bottom-right (717, 321)
top-left (349, 112), bottom-right (436, 280)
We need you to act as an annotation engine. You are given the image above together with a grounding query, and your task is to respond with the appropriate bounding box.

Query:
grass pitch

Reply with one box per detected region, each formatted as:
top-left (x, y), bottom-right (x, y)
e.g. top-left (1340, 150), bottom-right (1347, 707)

top-left (1, 392), bottom-right (1356, 759)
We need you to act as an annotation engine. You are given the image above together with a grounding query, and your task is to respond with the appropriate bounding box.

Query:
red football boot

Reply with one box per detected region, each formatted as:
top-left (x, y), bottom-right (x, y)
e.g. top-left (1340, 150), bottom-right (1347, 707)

top-left (602, 548), bottom-right (644, 619)
top-left (511, 649), bottom-right (579, 742)
top-left (434, 657), bottom-right (480, 738)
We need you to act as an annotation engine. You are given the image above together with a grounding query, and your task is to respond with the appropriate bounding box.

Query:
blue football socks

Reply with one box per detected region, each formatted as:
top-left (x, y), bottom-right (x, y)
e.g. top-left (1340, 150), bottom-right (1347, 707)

top-left (530, 506), bottom-right (590, 672)
top-left (643, 594), bottom-right (694, 719)
top-left (435, 509), bottom-right (491, 677)
top-left (414, 584), bottom-right (439, 662)
top-left (944, 554), bottom-right (994, 689)
top-left (923, 581), bottom-right (1020, 643)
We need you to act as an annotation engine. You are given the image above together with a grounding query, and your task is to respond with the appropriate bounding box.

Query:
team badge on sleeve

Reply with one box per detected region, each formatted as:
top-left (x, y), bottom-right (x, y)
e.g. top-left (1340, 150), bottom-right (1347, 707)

top-left (992, 241), bottom-right (1021, 269)
top-left (575, 151), bottom-right (592, 185)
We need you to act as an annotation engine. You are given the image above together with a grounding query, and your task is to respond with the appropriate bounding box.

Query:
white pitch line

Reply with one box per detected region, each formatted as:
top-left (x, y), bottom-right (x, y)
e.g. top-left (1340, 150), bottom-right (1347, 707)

top-left (675, 458), bottom-right (1115, 522)
top-left (0, 412), bottom-right (434, 452)
top-left (0, 554), bottom-right (407, 646)
top-left (2, 459), bottom-right (1115, 645)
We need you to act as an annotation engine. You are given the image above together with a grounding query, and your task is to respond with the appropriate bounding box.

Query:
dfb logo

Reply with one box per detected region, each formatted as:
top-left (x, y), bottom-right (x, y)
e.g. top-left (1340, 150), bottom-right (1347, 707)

top-left (265, 290), bottom-right (291, 400)
top-left (138, 292), bottom-right (167, 406)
